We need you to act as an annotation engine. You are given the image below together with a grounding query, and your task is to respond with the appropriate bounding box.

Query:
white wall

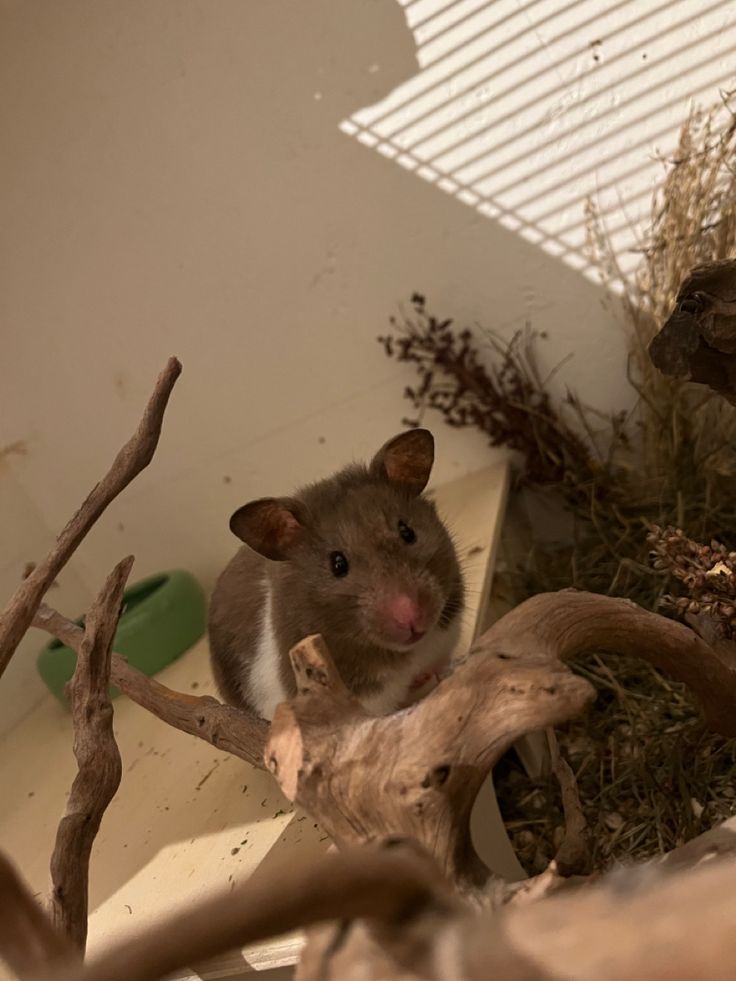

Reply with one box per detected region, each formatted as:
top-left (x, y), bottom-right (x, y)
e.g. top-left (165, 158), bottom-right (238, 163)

top-left (0, 455), bottom-right (94, 733)
top-left (1, 0), bottom-right (729, 727)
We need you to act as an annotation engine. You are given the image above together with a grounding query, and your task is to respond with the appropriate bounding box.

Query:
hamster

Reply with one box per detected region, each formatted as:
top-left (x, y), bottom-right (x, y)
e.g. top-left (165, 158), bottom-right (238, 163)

top-left (207, 429), bottom-right (465, 720)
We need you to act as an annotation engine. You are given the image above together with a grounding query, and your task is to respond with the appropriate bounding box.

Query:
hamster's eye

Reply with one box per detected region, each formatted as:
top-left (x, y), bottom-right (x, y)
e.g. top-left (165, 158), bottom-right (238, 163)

top-left (398, 520), bottom-right (416, 544)
top-left (330, 551), bottom-right (349, 577)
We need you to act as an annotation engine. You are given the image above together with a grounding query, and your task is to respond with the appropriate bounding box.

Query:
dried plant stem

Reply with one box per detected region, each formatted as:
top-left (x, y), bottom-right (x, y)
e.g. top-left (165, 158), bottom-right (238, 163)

top-left (0, 357), bottom-right (181, 681)
top-left (32, 604), bottom-right (269, 770)
top-left (49, 558), bottom-right (132, 950)
top-left (546, 728), bottom-right (590, 876)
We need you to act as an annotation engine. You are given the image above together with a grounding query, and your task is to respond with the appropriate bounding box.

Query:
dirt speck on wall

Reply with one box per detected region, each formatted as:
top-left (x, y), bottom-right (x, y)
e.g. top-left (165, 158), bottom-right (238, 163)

top-left (0, 439), bottom-right (28, 462)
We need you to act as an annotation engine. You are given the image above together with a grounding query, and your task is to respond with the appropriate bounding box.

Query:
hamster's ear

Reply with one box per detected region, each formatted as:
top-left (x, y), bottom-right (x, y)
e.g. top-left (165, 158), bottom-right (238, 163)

top-left (370, 429), bottom-right (434, 496)
top-left (229, 497), bottom-right (308, 560)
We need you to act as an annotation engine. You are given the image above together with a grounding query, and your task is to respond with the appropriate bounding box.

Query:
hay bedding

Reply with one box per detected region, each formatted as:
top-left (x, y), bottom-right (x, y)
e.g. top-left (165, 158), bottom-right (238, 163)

top-left (381, 92), bottom-right (736, 875)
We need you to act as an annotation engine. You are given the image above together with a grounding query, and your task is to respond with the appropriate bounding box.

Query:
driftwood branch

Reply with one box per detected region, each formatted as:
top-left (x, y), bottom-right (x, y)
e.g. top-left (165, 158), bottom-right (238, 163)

top-left (32, 604), bottom-right (268, 769)
top-left (52, 842), bottom-right (456, 981)
top-left (0, 854), bottom-right (77, 980)
top-left (33, 591), bottom-right (736, 896)
top-left (35, 824), bottom-right (736, 981)
top-left (0, 356), bottom-right (181, 681)
top-left (48, 558), bottom-right (132, 950)
top-left (473, 589), bottom-right (736, 736)
top-left (266, 633), bottom-right (596, 895)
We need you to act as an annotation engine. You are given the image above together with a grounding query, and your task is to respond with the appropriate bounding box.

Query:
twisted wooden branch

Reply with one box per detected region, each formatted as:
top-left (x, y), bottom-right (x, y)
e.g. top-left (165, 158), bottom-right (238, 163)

top-left (49, 558), bottom-right (132, 950)
top-left (27, 824), bottom-right (736, 981)
top-left (0, 356), bottom-right (181, 680)
top-left (474, 590), bottom-right (736, 736)
top-left (52, 841), bottom-right (455, 981)
top-left (32, 604), bottom-right (268, 770)
top-left (266, 633), bottom-right (596, 895)
top-left (31, 590), bottom-right (736, 898)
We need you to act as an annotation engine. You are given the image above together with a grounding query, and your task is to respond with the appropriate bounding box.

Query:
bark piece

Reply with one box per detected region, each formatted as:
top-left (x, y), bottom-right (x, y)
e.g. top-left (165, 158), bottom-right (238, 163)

top-left (649, 258), bottom-right (736, 402)
top-left (40, 826), bottom-right (736, 981)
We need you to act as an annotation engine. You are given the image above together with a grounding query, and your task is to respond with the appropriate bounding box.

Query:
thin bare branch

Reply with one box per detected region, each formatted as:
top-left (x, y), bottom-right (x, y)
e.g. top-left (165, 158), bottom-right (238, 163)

top-left (32, 604), bottom-right (269, 770)
top-left (546, 729), bottom-right (590, 876)
top-left (0, 357), bottom-right (181, 681)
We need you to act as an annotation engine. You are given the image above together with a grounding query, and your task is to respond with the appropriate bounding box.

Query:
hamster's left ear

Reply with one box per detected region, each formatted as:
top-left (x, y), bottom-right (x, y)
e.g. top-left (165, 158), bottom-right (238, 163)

top-left (370, 429), bottom-right (434, 496)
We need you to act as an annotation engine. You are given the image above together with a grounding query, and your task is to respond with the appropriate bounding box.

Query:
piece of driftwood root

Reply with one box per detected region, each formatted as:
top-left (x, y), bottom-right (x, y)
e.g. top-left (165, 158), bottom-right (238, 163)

top-left (266, 633), bottom-right (596, 896)
top-left (48, 558), bottom-right (132, 951)
top-left (649, 258), bottom-right (736, 403)
top-left (0, 356), bottom-right (181, 681)
top-left (49, 840), bottom-right (456, 981)
top-left (30, 824), bottom-right (736, 981)
top-left (474, 589), bottom-right (736, 737)
top-left (32, 604), bottom-right (269, 769)
top-left (32, 588), bottom-right (736, 903)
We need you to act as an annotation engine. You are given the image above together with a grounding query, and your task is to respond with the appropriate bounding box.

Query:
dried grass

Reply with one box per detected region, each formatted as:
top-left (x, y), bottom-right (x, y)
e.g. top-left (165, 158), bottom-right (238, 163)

top-left (382, 92), bottom-right (736, 873)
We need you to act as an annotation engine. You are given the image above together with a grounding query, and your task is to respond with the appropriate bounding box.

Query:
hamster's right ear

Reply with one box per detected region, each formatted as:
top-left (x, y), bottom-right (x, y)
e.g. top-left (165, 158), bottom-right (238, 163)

top-left (229, 497), bottom-right (308, 561)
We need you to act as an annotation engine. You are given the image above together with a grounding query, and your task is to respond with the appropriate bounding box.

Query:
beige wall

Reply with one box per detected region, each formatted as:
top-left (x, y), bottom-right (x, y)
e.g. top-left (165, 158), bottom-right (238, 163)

top-left (2, 0), bottom-right (716, 728)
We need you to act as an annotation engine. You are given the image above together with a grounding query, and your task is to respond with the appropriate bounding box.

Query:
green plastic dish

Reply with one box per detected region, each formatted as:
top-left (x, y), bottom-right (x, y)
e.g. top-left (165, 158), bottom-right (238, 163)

top-left (37, 569), bottom-right (207, 707)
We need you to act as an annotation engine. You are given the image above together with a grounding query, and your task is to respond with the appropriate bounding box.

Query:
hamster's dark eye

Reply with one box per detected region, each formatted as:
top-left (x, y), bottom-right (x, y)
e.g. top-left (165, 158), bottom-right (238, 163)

top-left (330, 551), bottom-right (349, 577)
top-left (398, 520), bottom-right (416, 544)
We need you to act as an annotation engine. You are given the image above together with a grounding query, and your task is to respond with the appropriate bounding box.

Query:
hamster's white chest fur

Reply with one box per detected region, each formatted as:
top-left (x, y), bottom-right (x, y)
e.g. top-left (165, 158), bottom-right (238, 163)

top-left (244, 579), bottom-right (461, 721)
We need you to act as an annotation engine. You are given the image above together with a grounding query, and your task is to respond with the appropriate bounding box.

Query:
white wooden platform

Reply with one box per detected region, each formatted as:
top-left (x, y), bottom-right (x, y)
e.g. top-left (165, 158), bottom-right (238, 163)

top-left (0, 461), bottom-right (522, 981)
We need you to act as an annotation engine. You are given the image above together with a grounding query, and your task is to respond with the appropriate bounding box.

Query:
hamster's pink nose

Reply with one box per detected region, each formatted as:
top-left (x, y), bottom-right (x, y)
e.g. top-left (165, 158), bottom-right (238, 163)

top-left (384, 594), bottom-right (426, 641)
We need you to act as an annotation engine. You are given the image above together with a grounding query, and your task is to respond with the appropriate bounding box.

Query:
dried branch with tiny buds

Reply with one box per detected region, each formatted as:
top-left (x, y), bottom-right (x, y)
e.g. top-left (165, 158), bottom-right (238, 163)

top-left (649, 523), bottom-right (736, 636)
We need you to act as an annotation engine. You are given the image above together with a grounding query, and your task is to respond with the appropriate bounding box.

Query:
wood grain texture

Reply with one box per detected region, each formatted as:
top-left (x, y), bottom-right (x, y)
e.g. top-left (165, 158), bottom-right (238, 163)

top-left (475, 589), bottom-right (736, 736)
top-left (266, 631), bottom-right (595, 896)
top-left (49, 558), bottom-right (132, 950)
top-left (32, 605), bottom-right (269, 771)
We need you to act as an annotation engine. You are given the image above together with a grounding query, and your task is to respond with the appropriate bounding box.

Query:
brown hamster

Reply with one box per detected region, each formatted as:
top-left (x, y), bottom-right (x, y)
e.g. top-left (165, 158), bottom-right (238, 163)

top-left (208, 429), bottom-right (465, 719)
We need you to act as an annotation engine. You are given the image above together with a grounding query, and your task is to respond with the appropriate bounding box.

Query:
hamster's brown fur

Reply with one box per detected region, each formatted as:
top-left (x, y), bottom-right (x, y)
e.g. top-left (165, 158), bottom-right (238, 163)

top-left (208, 430), bottom-right (465, 719)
